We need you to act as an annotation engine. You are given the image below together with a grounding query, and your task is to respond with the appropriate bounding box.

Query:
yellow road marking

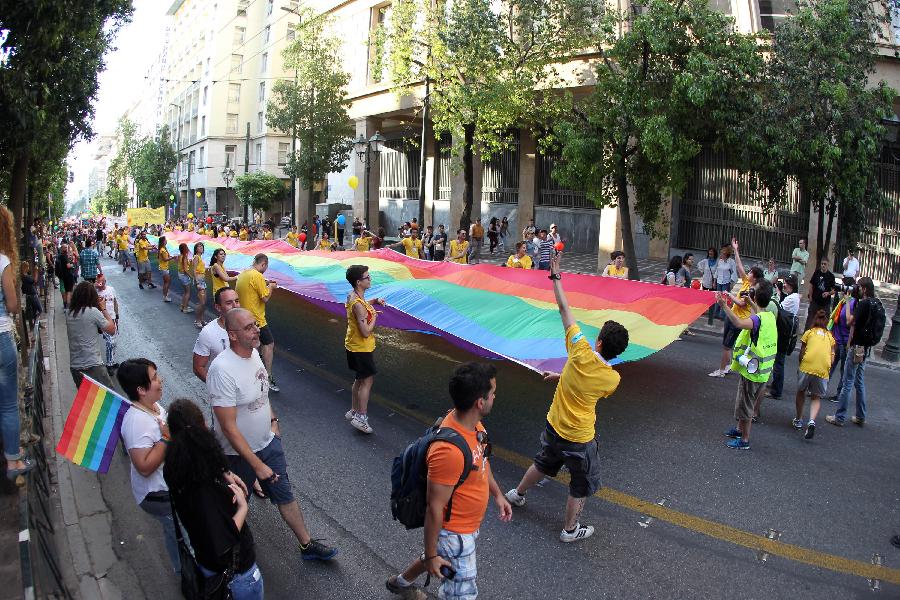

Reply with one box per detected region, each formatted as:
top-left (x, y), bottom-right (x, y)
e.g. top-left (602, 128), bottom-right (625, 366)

top-left (281, 351), bottom-right (900, 586)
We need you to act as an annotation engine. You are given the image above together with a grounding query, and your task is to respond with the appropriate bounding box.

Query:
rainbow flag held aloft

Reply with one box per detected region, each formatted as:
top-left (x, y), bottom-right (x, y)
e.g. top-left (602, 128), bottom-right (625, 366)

top-left (154, 232), bottom-right (715, 373)
top-left (56, 376), bottom-right (131, 474)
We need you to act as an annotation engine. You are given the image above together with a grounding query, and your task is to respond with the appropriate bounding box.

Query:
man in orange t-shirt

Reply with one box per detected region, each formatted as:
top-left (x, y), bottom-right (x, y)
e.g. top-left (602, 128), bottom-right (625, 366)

top-left (386, 363), bottom-right (512, 599)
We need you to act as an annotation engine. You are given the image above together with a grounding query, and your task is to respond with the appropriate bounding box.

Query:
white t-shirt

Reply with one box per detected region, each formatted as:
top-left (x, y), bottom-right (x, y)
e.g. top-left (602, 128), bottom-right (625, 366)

top-left (781, 292), bottom-right (800, 316)
top-left (208, 348), bottom-right (273, 455)
top-left (97, 285), bottom-right (117, 317)
top-left (842, 257), bottom-right (860, 279)
top-left (193, 319), bottom-right (229, 364)
top-left (120, 403), bottom-right (168, 504)
top-left (0, 254), bottom-right (12, 333)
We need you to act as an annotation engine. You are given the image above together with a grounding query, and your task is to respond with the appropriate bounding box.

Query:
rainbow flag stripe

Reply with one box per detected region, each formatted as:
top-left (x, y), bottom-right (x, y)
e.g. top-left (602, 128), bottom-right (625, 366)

top-left (56, 376), bottom-right (130, 473)
top-left (156, 232), bottom-right (714, 372)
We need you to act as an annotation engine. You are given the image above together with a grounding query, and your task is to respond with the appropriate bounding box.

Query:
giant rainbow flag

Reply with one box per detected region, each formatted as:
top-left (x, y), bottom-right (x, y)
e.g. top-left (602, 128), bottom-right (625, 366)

top-left (56, 376), bottom-right (130, 473)
top-left (155, 232), bottom-right (714, 372)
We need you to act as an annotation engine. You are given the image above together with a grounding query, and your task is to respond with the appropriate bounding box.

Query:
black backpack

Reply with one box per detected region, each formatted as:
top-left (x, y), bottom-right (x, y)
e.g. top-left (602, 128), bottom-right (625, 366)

top-left (858, 298), bottom-right (886, 347)
top-left (772, 300), bottom-right (800, 355)
top-left (390, 420), bottom-right (472, 530)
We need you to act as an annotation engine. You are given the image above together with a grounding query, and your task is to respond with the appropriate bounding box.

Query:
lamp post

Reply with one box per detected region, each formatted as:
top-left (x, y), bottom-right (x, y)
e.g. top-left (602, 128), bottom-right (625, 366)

top-left (353, 131), bottom-right (385, 231)
top-left (222, 165), bottom-right (235, 218)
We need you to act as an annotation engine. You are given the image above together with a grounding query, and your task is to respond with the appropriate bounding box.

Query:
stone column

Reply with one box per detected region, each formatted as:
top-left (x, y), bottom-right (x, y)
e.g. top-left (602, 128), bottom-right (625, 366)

top-left (517, 128), bottom-right (537, 238)
top-left (423, 122), bottom-right (437, 228)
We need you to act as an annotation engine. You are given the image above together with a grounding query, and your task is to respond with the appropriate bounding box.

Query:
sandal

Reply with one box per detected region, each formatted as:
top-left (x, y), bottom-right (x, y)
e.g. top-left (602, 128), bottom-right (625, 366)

top-left (7, 456), bottom-right (35, 479)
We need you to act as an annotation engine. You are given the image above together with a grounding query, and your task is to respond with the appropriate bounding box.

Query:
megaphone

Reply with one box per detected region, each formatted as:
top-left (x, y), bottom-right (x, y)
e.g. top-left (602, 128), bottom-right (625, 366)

top-left (737, 351), bottom-right (759, 374)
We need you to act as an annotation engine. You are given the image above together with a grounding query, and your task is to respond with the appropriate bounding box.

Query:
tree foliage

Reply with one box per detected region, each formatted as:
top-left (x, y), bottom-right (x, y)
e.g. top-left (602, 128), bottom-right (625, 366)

top-left (233, 171), bottom-right (285, 211)
top-left (267, 11), bottom-right (354, 190)
top-left (375, 0), bottom-right (603, 230)
top-left (132, 126), bottom-right (179, 208)
top-left (740, 0), bottom-right (895, 262)
top-left (553, 0), bottom-right (762, 278)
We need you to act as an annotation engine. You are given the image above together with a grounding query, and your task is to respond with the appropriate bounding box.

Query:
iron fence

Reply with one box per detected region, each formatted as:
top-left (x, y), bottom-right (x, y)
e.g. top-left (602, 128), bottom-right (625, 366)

top-left (379, 138), bottom-right (421, 201)
top-left (481, 132), bottom-right (520, 204)
top-left (537, 149), bottom-right (599, 210)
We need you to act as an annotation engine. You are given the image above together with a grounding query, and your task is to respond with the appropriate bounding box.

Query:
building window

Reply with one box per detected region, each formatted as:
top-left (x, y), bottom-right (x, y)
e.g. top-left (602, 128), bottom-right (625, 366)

top-left (198, 147), bottom-right (205, 169)
top-left (189, 150), bottom-right (196, 172)
top-left (203, 86), bottom-right (208, 105)
top-left (225, 145), bottom-right (237, 168)
top-left (226, 113), bottom-right (239, 134)
top-left (228, 83), bottom-right (241, 104)
top-left (230, 54), bottom-right (243, 74)
top-left (278, 142), bottom-right (290, 165)
top-left (757, 0), bottom-right (797, 31)
top-left (257, 111), bottom-right (264, 132)
top-left (260, 52), bottom-right (268, 72)
top-left (234, 26), bottom-right (246, 45)
top-left (368, 3), bottom-right (392, 84)
top-left (205, 57), bottom-right (210, 75)
top-left (258, 82), bottom-right (265, 103)
top-left (201, 116), bottom-right (206, 136)
top-left (255, 143), bottom-right (263, 168)
top-left (267, 0), bottom-right (273, 15)
top-left (286, 25), bottom-right (296, 41)
top-left (264, 25), bottom-right (271, 43)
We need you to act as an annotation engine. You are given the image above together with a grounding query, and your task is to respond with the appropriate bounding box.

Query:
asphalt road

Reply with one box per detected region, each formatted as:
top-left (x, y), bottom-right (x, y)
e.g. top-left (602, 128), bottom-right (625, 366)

top-left (94, 255), bottom-right (900, 599)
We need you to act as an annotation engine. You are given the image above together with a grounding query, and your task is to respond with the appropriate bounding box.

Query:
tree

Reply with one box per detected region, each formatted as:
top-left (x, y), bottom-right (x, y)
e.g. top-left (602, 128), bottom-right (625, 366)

top-left (267, 11), bottom-right (353, 243)
top-left (132, 126), bottom-right (179, 208)
top-left (0, 1), bottom-right (133, 230)
top-left (552, 0), bottom-right (762, 279)
top-left (233, 171), bottom-right (285, 212)
top-left (741, 0), bottom-right (895, 264)
top-left (374, 0), bottom-right (603, 231)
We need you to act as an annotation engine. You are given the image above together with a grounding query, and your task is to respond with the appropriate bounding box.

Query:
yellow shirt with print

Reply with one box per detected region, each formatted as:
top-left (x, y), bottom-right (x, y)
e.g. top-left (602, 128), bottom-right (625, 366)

top-left (401, 237), bottom-right (422, 258)
top-left (602, 265), bottom-right (628, 278)
top-left (731, 276), bottom-right (753, 319)
top-left (263, 231), bottom-right (273, 240)
top-left (354, 237), bottom-right (370, 252)
top-left (135, 239), bottom-right (151, 263)
top-left (449, 240), bottom-right (469, 264)
top-left (506, 254), bottom-right (533, 269)
top-left (286, 232), bottom-right (299, 248)
top-left (547, 325), bottom-right (621, 443)
top-left (319, 239), bottom-right (332, 251)
top-left (235, 268), bottom-right (270, 327)
top-left (799, 327), bottom-right (835, 379)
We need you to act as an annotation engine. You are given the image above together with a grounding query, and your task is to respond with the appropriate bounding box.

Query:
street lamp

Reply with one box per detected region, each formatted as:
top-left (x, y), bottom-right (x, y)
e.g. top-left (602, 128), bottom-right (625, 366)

top-left (222, 165), bottom-right (235, 218)
top-left (354, 131), bottom-right (385, 228)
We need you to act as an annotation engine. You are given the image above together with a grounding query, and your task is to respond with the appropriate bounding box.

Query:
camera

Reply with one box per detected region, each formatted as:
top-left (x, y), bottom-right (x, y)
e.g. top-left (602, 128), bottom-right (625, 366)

top-left (739, 288), bottom-right (756, 299)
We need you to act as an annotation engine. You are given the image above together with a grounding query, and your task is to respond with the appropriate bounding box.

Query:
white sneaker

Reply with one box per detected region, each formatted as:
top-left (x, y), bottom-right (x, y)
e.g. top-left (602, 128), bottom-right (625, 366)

top-left (344, 409), bottom-right (356, 421)
top-left (708, 369), bottom-right (724, 377)
top-left (560, 522), bottom-right (594, 543)
top-left (351, 414), bottom-right (373, 434)
top-left (163, 295), bottom-right (173, 302)
top-left (722, 366), bottom-right (732, 375)
top-left (504, 488), bottom-right (526, 507)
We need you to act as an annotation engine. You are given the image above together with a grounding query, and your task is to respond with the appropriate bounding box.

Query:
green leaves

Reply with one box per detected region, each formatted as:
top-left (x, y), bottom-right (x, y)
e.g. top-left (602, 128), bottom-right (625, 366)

top-left (233, 171), bottom-right (285, 211)
top-left (132, 126), bottom-right (179, 208)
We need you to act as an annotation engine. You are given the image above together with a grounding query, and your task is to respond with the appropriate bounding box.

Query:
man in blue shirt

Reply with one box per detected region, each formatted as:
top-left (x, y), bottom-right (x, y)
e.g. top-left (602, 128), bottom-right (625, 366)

top-left (537, 230), bottom-right (554, 271)
top-left (78, 238), bottom-right (101, 283)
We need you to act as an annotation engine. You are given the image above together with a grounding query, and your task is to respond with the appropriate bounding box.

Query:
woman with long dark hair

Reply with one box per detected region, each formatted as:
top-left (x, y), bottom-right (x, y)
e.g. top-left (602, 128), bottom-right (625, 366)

top-left (209, 248), bottom-right (237, 297)
top-left (164, 399), bottom-right (263, 599)
top-left (157, 236), bottom-right (173, 302)
top-left (55, 241), bottom-right (76, 308)
top-left (192, 242), bottom-right (207, 328)
top-left (66, 281), bottom-right (118, 389)
top-left (177, 243), bottom-right (193, 314)
top-left (487, 217), bottom-right (500, 254)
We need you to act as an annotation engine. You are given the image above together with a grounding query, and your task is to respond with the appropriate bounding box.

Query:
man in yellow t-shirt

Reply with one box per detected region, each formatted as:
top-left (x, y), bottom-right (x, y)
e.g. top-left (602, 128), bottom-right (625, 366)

top-left (354, 232), bottom-right (371, 252)
top-left (468, 218), bottom-right (484, 264)
top-left (506, 241), bottom-right (533, 269)
top-left (239, 227), bottom-right (249, 241)
top-left (710, 238), bottom-right (762, 378)
top-left (447, 229), bottom-right (469, 264)
top-left (286, 226), bottom-right (299, 248)
top-left (504, 251), bottom-right (629, 543)
top-left (134, 234), bottom-right (156, 289)
top-left (235, 253), bottom-right (280, 391)
top-left (399, 231), bottom-right (424, 259)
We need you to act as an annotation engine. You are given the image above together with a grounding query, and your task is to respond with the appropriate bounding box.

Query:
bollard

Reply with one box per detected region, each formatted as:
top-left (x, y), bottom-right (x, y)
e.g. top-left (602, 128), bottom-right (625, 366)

top-left (882, 296), bottom-right (900, 362)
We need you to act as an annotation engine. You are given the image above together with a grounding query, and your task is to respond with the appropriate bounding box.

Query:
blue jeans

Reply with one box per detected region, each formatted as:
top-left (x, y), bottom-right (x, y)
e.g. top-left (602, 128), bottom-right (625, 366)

top-left (0, 330), bottom-right (21, 461)
top-left (139, 496), bottom-right (181, 574)
top-left (834, 348), bottom-right (867, 422)
top-left (829, 343), bottom-right (848, 394)
top-left (769, 352), bottom-right (786, 398)
top-left (714, 283), bottom-right (731, 319)
top-left (199, 563), bottom-right (264, 600)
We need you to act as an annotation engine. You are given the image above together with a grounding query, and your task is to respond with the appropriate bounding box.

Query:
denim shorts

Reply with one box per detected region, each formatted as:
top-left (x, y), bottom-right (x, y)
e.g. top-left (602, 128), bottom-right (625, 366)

top-left (437, 529), bottom-right (479, 600)
top-left (227, 435), bottom-right (294, 505)
top-left (137, 260), bottom-right (151, 274)
top-left (178, 273), bottom-right (192, 287)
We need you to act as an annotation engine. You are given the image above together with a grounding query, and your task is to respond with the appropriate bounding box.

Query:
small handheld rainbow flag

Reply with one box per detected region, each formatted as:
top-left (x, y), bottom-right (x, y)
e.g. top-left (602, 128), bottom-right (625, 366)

top-left (56, 376), bottom-right (131, 473)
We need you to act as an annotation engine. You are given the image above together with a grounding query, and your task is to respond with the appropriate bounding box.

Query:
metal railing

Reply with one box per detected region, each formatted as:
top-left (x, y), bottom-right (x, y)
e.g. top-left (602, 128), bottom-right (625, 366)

top-left (537, 150), bottom-right (599, 210)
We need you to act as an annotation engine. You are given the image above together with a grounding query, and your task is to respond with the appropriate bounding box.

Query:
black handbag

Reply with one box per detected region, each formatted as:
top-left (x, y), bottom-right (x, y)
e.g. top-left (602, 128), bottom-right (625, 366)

top-left (170, 500), bottom-right (239, 600)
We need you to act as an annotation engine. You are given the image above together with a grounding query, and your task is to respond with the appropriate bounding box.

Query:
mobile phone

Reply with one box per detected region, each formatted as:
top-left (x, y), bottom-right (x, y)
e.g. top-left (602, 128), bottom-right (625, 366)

top-left (440, 565), bottom-right (456, 580)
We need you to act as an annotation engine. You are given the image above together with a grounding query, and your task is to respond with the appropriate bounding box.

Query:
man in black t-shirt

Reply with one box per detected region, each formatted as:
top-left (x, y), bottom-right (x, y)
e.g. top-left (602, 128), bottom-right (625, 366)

top-left (806, 258), bottom-right (835, 330)
top-left (827, 276), bottom-right (875, 427)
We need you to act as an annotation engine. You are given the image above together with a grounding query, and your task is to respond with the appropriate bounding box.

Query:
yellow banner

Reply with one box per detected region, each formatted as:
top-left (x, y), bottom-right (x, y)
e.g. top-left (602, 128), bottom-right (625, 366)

top-left (126, 206), bottom-right (165, 226)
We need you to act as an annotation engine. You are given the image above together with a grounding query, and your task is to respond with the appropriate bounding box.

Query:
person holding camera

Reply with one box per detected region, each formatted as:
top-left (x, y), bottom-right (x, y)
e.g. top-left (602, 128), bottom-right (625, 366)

top-left (806, 258), bottom-right (836, 330)
top-left (717, 275), bottom-right (778, 450)
top-left (826, 278), bottom-right (857, 399)
top-left (709, 238), bottom-right (761, 378)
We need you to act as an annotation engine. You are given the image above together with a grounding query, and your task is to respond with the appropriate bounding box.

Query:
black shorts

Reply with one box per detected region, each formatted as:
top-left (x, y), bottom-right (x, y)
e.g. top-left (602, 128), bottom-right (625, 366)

top-left (346, 350), bottom-right (377, 379)
top-left (259, 325), bottom-right (274, 346)
top-left (722, 319), bottom-right (740, 349)
top-left (533, 422), bottom-right (602, 499)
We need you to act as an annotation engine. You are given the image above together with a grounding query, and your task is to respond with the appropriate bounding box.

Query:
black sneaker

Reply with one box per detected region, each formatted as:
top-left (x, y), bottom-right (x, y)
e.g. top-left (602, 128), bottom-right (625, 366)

top-left (804, 421), bottom-right (815, 440)
top-left (300, 539), bottom-right (337, 561)
top-left (139, 283), bottom-right (144, 289)
top-left (386, 576), bottom-right (426, 599)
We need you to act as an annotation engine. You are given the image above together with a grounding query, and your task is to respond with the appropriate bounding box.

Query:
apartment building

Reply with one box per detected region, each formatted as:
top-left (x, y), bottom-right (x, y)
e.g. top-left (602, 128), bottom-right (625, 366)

top-left (163, 0), bottom-right (297, 219)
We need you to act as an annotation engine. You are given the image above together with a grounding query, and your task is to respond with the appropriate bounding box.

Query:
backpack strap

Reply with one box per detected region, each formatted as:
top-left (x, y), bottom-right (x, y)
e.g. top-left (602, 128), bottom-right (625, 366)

top-left (431, 427), bottom-right (473, 522)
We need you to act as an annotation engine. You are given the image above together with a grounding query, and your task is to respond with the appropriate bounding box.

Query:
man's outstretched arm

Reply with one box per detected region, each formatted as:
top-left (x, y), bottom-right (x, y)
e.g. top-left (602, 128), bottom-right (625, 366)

top-left (550, 252), bottom-right (575, 331)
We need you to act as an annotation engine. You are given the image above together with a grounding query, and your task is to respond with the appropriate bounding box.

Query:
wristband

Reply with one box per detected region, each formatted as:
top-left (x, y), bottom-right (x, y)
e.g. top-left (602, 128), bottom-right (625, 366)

top-left (423, 555), bottom-right (438, 562)
top-left (548, 273), bottom-right (561, 280)
top-left (271, 418), bottom-right (279, 423)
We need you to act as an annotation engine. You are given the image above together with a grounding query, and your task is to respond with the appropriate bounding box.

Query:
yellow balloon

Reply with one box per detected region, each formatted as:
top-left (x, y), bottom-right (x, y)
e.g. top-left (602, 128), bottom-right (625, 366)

top-left (348, 175), bottom-right (359, 190)
top-left (187, 212), bottom-right (194, 219)
top-left (195, 191), bottom-right (202, 198)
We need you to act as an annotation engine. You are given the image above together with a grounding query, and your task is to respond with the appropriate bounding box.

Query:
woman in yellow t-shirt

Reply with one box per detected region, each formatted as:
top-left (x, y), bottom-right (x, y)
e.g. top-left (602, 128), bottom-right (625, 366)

top-left (177, 243), bottom-right (193, 314)
top-left (344, 265), bottom-right (386, 434)
top-left (794, 309), bottom-right (835, 439)
top-left (446, 229), bottom-right (469, 264)
top-left (209, 248), bottom-right (237, 297)
top-left (239, 227), bottom-right (249, 241)
top-left (157, 236), bottom-right (173, 303)
top-left (262, 227), bottom-right (273, 241)
top-left (354, 234), bottom-right (371, 252)
top-left (191, 242), bottom-right (207, 328)
top-left (601, 251), bottom-right (629, 279)
top-left (506, 241), bottom-right (533, 269)
top-left (286, 226), bottom-right (299, 248)
top-left (318, 232), bottom-right (334, 251)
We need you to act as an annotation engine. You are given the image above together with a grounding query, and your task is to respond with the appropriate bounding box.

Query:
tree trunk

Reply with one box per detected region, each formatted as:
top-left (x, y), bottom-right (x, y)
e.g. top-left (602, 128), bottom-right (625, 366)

top-left (815, 195), bottom-right (825, 264)
top-left (458, 123), bottom-right (475, 232)
top-left (9, 153), bottom-right (29, 237)
top-left (615, 158), bottom-right (639, 280)
top-left (822, 195), bottom-right (836, 269)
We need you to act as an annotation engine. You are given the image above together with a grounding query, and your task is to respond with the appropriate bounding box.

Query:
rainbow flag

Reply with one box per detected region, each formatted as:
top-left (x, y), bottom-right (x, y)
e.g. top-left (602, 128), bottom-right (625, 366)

top-left (56, 376), bottom-right (130, 473)
top-left (154, 232), bottom-right (714, 372)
